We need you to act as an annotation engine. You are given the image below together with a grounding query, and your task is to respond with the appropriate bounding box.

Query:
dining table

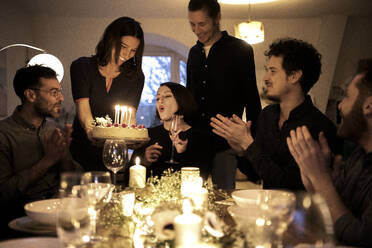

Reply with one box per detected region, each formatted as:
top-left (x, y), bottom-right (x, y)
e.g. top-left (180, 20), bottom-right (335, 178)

top-left (1, 188), bottom-right (344, 248)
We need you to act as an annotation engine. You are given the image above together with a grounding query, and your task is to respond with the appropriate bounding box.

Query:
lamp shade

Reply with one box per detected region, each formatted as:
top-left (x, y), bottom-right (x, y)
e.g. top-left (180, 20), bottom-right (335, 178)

top-left (28, 53), bottom-right (64, 82)
top-left (235, 21), bottom-right (264, 44)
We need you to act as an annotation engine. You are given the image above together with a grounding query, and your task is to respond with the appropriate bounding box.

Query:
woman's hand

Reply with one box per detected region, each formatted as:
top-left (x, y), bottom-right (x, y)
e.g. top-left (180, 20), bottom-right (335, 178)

top-left (144, 142), bottom-right (163, 165)
top-left (170, 130), bottom-right (188, 154)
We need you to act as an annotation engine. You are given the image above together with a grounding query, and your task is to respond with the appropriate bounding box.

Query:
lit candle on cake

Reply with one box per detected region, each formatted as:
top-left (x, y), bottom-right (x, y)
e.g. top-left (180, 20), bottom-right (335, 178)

top-left (128, 107), bottom-right (133, 126)
top-left (120, 105), bottom-right (125, 124)
top-left (114, 105), bottom-right (120, 124)
top-left (129, 157), bottom-right (146, 188)
top-left (174, 199), bottom-right (201, 247)
top-left (123, 105), bottom-right (128, 124)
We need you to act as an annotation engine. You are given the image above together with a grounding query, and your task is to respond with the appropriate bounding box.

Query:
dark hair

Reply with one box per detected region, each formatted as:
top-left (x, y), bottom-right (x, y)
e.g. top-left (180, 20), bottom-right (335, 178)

top-left (355, 68), bottom-right (372, 101)
top-left (188, 0), bottom-right (220, 19)
top-left (95, 16), bottom-right (144, 77)
top-left (13, 65), bottom-right (57, 102)
top-left (157, 82), bottom-right (198, 125)
top-left (265, 38), bottom-right (322, 94)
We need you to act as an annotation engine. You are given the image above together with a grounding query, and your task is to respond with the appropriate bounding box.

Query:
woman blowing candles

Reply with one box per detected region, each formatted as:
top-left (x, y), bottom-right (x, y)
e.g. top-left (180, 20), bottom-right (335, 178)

top-left (132, 82), bottom-right (212, 180)
top-left (70, 17), bottom-right (145, 171)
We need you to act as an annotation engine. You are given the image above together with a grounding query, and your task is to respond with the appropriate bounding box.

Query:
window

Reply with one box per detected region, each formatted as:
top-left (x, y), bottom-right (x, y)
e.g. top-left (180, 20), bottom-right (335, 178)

top-left (136, 46), bottom-right (186, 128)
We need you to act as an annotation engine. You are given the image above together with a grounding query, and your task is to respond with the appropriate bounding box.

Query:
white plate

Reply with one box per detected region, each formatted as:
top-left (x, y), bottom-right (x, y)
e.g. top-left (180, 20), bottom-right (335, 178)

top-left (0, 237), bottom-right (62, 248)
top-left (8, 216), bottom-right (56, 235)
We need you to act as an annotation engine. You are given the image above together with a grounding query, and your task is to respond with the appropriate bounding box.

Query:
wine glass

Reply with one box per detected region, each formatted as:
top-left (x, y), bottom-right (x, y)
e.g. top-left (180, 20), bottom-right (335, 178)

top-left (102, 139), bottom-right (128, 186)
top-left (80, 171), bottom-right (113, 242)
top-left (166, 114), bottom-right (180, 164)
top-left (56, 172), bottom-right (90, 248)
top-left (285, 192), bottom-right (335, 246)
top-left (229, 190), bottom-right (296, 248)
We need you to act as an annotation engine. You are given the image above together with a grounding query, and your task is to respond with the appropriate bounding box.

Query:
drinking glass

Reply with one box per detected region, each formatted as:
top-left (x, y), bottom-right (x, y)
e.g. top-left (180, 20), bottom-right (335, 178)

top-left (103, 139), bottom-right (128, 185)
top-left (80, 171), bottom-right (113, 242)
top-left (229, 190), bottom-right (296, 248)
top-left (286, 192), bottom-right (335, 246)
top-left (166, 114), bottom-right (180, 164)
top-left (56, 172), bottom-right (90, 248)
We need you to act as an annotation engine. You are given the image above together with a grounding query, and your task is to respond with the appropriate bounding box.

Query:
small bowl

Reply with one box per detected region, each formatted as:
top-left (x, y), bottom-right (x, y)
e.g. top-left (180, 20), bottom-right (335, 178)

top-left (228, 205), bottom-right (262, 223)
top-left (24, 198), bottom-right (60, 226)
top-left (231, 189), bottom-right (295, 208)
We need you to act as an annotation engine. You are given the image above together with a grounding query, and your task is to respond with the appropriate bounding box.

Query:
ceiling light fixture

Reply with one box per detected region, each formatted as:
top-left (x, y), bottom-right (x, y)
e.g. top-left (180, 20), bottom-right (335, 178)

top-left (0, 44), bottom-right (64, 82)
top-left (234, 0), bottom-right (264, 44)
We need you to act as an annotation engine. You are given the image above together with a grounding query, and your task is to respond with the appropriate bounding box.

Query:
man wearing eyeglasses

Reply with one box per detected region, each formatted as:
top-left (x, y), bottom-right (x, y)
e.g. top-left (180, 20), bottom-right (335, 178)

top-left (0, 65), bottom-right (80, 239)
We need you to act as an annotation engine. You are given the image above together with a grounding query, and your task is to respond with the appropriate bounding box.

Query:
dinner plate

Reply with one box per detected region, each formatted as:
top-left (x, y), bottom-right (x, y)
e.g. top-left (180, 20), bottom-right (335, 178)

top-left (0, 237), bottom-right (62, 248)
top-left (8, 216), bottom-right (56, 235)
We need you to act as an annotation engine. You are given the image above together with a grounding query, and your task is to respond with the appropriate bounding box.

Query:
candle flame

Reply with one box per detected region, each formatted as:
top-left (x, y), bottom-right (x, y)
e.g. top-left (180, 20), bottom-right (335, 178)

top-left (123, 105), bottom-right (128, 111)
top-left (115, 105), bottom-right (120, 111)
top-left (121, 105), bottom-right (125, 111)
top-left (129, 107), bottom-right (132, 113)
top-left (135, 157), bottom-right (140, 165)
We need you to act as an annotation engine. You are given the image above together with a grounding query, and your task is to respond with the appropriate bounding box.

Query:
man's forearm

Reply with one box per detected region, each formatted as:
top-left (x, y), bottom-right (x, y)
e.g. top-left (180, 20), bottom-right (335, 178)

top-left (314, 180), bottom-right (350, 223)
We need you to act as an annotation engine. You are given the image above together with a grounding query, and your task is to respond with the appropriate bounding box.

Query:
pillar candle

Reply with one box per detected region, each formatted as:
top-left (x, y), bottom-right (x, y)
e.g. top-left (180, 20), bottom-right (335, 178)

top-left (181, 167), bottom-right (200, 184)
top-left (120, 190), bottom-right (135, 217)
top-left (174, 199), bottom-right (201, 247)
top-left (129, 157), bottom-right (146, 188)
top-left (181, 177), bottom-right (207, 211)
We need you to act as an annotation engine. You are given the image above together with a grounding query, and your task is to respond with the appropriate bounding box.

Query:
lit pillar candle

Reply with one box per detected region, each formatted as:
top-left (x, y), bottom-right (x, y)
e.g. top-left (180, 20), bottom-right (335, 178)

top-left (114, 105), bottom-right (120, 124)
top-left (174, 199), bottom-right (201, 247)
top-left (181, 167), bottom-right (200, 183)
top-left (128, 107), bottom-right (133, 126)
top-left (181, 177), bottom-right (207, 211)
top-left (120, 190), bottom-right (135, 217)
top-left (129, 157), bottom-right (146, 188)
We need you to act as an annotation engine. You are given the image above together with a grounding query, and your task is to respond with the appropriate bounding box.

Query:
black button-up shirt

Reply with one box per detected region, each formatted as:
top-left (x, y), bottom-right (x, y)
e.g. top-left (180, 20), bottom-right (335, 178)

top-left (244, 96), bottom-right (343, 190)
top-left (187, 31), bottom-right (261, 151)
top-left (334, 147), bottom-right (372, 246)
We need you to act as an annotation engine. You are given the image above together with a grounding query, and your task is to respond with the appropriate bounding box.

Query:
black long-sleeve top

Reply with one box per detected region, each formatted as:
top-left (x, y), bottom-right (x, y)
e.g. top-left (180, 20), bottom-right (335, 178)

top-left (187, 31), bottom-right (261, 152)
top-left (243, 96), bottom-right (343, 190)
top-left (69, 56), bottom-right (144, 171)
top-left (132, 125), bottom-right (212, 180)
top-left (333, 147), bottom-right (372, 247)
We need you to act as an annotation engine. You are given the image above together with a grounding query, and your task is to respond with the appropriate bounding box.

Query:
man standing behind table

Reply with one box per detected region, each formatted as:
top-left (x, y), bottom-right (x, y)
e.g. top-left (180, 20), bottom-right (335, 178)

top-left (211, 38), bottom-right (342, 190)
top-left (287, 69), bottom-right (372, 247)
top-left (187, 0), bottom-right (261, 189)
top-left (0, 65), bottom-right (81, 239)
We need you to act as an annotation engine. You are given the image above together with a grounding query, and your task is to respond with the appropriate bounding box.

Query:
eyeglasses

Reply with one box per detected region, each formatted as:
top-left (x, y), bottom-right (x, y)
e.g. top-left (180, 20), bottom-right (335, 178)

top-left (30, 87), bottom-right (63, 98)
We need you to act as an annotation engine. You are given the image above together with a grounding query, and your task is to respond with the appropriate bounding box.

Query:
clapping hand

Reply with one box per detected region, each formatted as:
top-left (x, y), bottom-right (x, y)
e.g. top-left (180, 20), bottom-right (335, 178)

top-left (43, 127), bottom-right (68, 165)
top-left (286, 126), bottom-right (342, 192)
top-left (210, 114), bottom-right (253, 155)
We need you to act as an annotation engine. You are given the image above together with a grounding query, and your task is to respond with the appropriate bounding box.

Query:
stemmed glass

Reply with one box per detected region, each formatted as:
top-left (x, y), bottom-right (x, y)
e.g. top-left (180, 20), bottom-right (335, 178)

top-left (80, 171), bottom-right (113, 242)
top-left (287, 192), bottom-right (335, 246)
top-left (102, 139), bottom-right (128, 186)
top-left (56, 172), bottom-right (90, 248)
top-left (166, 114), bottom-right (180, 164)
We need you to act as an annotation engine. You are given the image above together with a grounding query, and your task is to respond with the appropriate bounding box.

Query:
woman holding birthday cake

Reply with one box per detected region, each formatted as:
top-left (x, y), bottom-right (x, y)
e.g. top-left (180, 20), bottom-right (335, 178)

top-left (131, 82), bottom-right (212, 180)
top-left (70, 16), bottom-right (145, 171)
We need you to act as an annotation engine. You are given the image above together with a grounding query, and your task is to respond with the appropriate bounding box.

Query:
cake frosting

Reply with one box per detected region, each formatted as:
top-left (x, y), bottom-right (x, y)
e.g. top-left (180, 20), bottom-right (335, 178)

top-left (92, 116), bottom-right (149, 141)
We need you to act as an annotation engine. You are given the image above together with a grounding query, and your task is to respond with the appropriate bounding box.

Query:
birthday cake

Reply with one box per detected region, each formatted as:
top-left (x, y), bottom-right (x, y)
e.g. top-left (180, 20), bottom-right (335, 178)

top-left (92, 116), bottom-right (149, 141)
